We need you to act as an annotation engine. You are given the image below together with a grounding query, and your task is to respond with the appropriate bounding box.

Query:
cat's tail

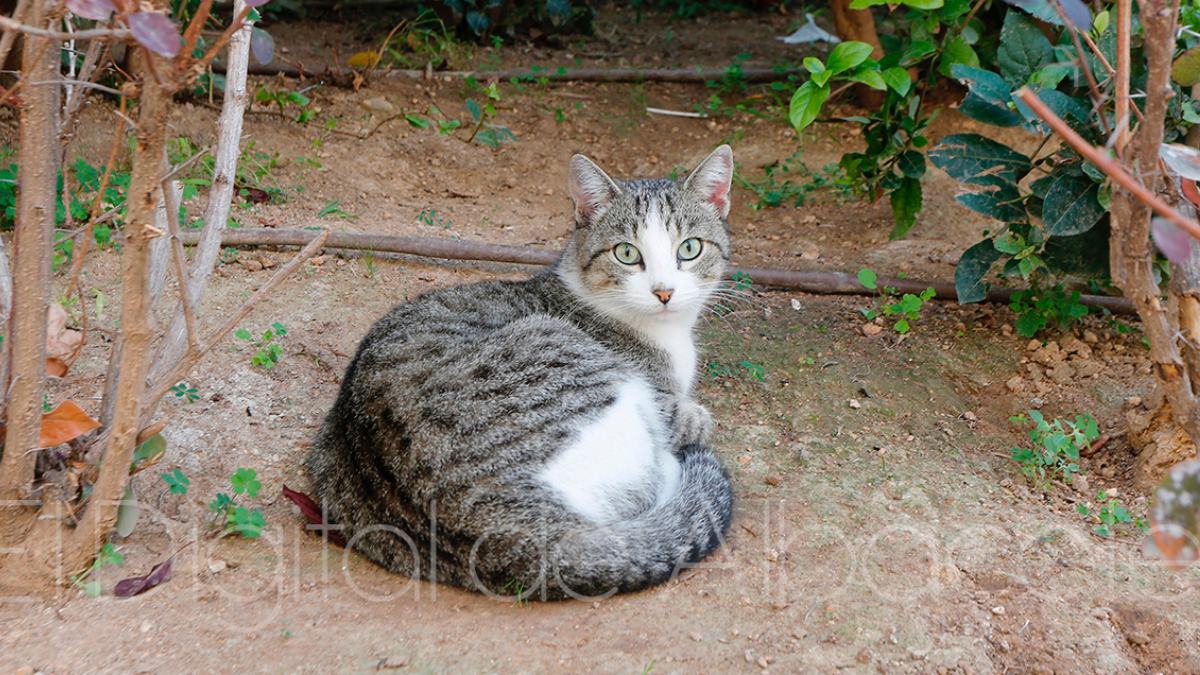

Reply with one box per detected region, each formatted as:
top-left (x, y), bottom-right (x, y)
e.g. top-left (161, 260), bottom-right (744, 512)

top-left (537, 443), bottom-right (734, 600)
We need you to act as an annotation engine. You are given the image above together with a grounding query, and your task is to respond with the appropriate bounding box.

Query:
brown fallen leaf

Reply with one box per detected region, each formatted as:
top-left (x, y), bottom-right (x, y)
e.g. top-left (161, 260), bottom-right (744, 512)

top-left (45, 303), bottom-right (82, 377)
top-left (283, 484), bottom-right (346, 546)
top-left (39, 400), bottom-right (100, 448)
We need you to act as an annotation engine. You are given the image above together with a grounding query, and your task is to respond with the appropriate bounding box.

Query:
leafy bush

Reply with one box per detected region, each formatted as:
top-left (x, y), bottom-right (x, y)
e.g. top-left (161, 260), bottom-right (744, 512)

top-left (1009, 410), bottom-right (1099, 490)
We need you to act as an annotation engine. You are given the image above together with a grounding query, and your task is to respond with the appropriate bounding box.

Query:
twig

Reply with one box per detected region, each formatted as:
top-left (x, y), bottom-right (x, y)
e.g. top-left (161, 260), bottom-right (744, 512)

top-left (160, 182), bottom-right (198, 351)
top-left (1015, 88), bottom-right (1200, 240)
top-left (1115, 0), bottom-right (1132, 154)
top-left (0, 14), bottom-right (130, 41)
top-left (176, 227), bottom-right (1138, 315)
top-left (646, 107), bottom-right (706, 118)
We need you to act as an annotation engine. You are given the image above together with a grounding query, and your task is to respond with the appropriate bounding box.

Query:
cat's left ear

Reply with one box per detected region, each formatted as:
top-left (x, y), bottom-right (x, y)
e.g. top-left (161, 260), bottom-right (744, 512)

top-left (684, 144), bottom-right (734, 219)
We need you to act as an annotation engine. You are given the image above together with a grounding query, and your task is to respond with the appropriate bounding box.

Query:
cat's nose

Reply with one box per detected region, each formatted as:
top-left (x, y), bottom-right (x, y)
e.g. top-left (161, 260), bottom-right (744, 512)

top-left (652, 288), bottom-right (674, 305)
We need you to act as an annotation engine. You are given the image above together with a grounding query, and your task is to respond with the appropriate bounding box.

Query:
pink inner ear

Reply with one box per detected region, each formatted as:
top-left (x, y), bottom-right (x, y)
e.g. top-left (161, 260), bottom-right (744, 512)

top-left (706, 182), bottom-right (730, 211)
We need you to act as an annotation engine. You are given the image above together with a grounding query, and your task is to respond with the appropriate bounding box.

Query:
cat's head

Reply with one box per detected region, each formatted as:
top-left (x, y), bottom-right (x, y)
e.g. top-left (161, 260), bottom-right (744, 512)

top-left (558, 146), bottom-right (734, 326)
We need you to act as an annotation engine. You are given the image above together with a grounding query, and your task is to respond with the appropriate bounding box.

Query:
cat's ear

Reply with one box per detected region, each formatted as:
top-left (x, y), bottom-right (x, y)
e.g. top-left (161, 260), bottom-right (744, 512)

top-left (568, 154), bottom-right (620, 227)
top-left (684, 145), bottom-right (734, 219)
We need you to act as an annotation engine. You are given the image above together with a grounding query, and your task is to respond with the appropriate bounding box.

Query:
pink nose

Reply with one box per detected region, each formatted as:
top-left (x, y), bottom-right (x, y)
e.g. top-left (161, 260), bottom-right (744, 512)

top-left (652, 289), bottom-right (674, 305)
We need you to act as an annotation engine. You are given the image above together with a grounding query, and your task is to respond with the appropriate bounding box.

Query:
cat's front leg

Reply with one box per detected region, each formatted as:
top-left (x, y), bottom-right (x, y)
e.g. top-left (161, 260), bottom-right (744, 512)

top-left (670, 397), bottom-right (713, 449)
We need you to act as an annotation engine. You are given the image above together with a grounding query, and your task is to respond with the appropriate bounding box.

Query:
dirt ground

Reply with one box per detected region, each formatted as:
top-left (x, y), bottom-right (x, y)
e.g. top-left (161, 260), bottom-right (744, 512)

top-left (3, 5), bottom-right (1200, 673)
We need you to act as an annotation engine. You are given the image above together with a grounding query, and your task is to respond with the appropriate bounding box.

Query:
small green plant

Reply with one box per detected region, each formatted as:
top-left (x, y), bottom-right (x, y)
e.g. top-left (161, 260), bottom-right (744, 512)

top-left (208, 468), bottom-right (267, 538)
top-left (857, 268), bottom-right (935, 334)
top-left (735, 153), bottom-right (841, 210)
top-left (160, 468), bottom-right (190, 495)
top-left (170, 382), bottom-right (200, 403)
top-left (254, 84), bottom-right (316, 123)
top-left (730, 271), bottom-right (753, 292)
top-left (1009, 284), bottom-right (1089, 338)
top-left (235, 322), bottom-right (288, 369)
top-left (71, 542), bottom-right (123, 597)
top-left (417, 208), bottom-right (451, 229)
top-left (318, 200), bottom-right (355, 220)
top-left (466, 82), bottom-right (516, 149)
top-left (705, 359), bottom-right (765, 382)
top-left (1009, 411), bottom-right (1099, 490)
top-left (1077, 489), bottom-right (1148, 537)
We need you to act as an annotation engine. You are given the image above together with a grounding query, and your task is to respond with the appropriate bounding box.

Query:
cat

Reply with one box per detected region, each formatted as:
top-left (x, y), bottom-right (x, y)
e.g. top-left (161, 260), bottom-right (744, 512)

top-left (305, 146), bottom-right (737, 601)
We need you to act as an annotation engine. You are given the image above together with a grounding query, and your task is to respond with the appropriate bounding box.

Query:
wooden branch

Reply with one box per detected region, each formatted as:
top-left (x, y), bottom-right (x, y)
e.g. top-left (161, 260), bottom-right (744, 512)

top-left (69, 54), bottom-right (172, 561)
top-left (0, 14), bottom-right (130, 41)
top-left (177, 227), bottom-right (1137, 315)
top-left (149, 0), bottom-right (252, 388)
top-left (216, 62), bottom-right (802, 86)
top-left (0, 0), bottom-right (59, 509)
top-left (141, 230), bottom-right (330, 422)
top-left (1015, 88), bottom-right (1200, 239)
top-left (159, 179), bottom-right (198, 351)
top-left (0, 0), bottom-right (32, 78)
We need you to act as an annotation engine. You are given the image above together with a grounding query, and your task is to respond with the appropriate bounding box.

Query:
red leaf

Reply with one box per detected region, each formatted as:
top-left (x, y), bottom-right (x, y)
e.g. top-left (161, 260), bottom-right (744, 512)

top-left (39, 400), bottom-right (100, 448)
top-left (114, 557), bottom-right (173, 598)
top-left (282, 485), bottom-right (346, 546)
top-left (1182, 179), bottom-right (1200, 208)
top-left (127, 12), bottom-right (181, 58)
top-left (1152, 217), bottom-right (1193, 265)
top-left (65, 0), bottom-right (115, 21)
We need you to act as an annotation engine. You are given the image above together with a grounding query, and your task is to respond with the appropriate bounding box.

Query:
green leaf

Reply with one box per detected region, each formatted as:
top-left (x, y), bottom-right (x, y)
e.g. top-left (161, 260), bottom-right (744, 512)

top-left (803, 57), bottom-right (825, 75)
top-left (955, 178), bottom-right (1026, 221)
top-left (132, 433), bottom-right (167, 468)
top-left (845, 68), bottom-right (886, 91)
top-left (928, 133), bottom-right (1032, 185)
top-left (789, 81), bottom-right (830, 132)
top-left (1043, 171), bottom-right (1106, 236)
top-left (900, 40), bottom-right (936, 66)
top-left (889, 177), bottom-right (922, 239)
top-left (898, 151), bottom-right (926, 178)
top-left (1174, 45), bottom-right (1200, 86)
top-left (230, 467), bottom-right (262, 497)
top-left (901, 0), bottom-right (943, 8)
top-left (894, 318), bottom-right (911, 333)
top-left (951, 65), bottom-right (1022, 127)
top-left (955, 239), bottom-right (1003, 303)
top-left (881, 67), bottom-right (912, 95)
top-left (83, 580), bottom-right (102, 598)
top-left (234, 328), bottom-right (252, 340)
top-left (1014, 88), bottom-right (1093, 137)
top-left (857, 268), bottom-right (878, 290)
top-left (938, 37), bottom-right (979, 77)
top-left (208, 492), bottom-right (233, 512)
top-left (997, 10), bottom-right (1054, 85)
top-left (826, 42), bottom-right (874, 74)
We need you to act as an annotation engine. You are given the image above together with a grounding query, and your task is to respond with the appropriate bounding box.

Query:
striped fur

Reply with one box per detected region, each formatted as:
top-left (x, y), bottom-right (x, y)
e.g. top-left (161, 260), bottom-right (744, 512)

top-left (306, 147), bottom-right (736, 600)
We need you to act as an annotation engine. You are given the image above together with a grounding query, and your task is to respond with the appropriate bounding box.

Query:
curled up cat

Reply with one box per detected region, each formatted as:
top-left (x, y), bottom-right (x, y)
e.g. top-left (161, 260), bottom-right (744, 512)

top-left (306, 146), bottom-right (737, 600)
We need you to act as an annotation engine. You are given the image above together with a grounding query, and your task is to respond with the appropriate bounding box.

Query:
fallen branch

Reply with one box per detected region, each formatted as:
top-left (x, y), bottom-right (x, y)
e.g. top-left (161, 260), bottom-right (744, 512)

top-left (177, 227), bottom-right (1137, 315)
top-left (217, 62), bottom-right (802, 86)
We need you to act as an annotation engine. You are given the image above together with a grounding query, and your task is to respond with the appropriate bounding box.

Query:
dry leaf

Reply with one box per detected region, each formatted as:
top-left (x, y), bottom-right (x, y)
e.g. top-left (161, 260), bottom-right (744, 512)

top-left (283, 484), bottom-right (346, 546)
top-left (347, 50), bottom-right (380, 69)
top-left (45, 303), bottom-right (82, 377)
top-left (114, 557), bottom-right (173, 598)
top-left (39, 400), bottom-right (100, 448)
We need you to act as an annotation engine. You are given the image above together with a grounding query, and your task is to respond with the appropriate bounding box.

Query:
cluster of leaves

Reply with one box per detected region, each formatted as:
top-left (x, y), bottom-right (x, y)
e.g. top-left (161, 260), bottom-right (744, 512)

top-left (1077, 489), bottom-right (1147, 537)
top-left (235, 322), bottom-right (287, 368)
top-left (734, 152), bottom-right (841, 210)
top-left (790, 0), bottom-right (990, 238)
top-left (402, 81), bottom-right (515, 149)
top-left (255, 85), bottom-right (315, 124)
top-left (1009, 410), bottom-right (1099, 491)
top-left (170, 381), bottom-right (200, 403)
top-left (1008, 283), bottom-right (1089, 338)
top-left (858, 268), bottom-right (936, 334)
top-left (705, 359), bottom-right (766, 382)
top-left (161, 467), bottom-right (268, 538)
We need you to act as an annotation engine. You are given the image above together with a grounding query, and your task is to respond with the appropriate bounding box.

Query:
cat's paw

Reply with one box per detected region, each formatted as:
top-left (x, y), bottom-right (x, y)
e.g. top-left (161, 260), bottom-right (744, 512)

top-left (672, 399), bottom-right (713, 448)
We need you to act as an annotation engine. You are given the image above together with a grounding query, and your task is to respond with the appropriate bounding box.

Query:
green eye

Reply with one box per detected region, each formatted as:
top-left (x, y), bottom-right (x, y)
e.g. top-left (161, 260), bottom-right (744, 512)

top-left (613, 242), bottom-right (642, 265)
top-left (677, 238), bottom-right (703, 261)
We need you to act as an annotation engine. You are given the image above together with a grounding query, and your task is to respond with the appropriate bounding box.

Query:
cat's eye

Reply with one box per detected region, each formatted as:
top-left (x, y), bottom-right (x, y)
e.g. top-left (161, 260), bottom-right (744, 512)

top-left (677, 238), bottom-right (703, 261)
top-left (613, 242), bottom-right (642, 265)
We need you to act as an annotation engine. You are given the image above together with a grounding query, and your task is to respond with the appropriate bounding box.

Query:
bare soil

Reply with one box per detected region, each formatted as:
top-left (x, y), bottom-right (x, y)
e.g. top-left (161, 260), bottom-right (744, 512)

top-left (3, 6), bottom-right (1200, 674)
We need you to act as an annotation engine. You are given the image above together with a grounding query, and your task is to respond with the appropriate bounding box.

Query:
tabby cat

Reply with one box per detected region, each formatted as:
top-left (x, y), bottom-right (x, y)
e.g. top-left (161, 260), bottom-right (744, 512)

top-left (306, 146), bottom-right (737, 600)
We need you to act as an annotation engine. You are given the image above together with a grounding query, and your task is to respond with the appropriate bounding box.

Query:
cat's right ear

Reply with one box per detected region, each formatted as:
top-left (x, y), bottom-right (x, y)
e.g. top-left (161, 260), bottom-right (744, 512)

top-left (568, 154), bottom-right (620, 228)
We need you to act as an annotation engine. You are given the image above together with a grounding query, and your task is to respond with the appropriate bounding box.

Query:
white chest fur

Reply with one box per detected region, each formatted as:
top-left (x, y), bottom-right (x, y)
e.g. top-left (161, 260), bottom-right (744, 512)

top-left (629, 316), bottom-right (697, 394)
top-left (539, 379), bottom-right (682, 522)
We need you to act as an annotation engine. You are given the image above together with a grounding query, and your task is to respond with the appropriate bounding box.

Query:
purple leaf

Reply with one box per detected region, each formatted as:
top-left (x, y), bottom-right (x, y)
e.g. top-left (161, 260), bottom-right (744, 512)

top-left (65, 0), bottom-right (115, 21)
top-left (127, 12), bottom-right (181, 58)
top-left (114, 557), bottom-right (173, 598)
top-left (250, 28), bottom-right (274, 65)
top-left (282, 484), bottom-right (346, 547)
top-left (245, 0), bottom-right (273, 6)
top-left (1152, 218), bottom-right (1194, 265)
top-left (1161, 143), bottom-right (1200, 182)
top-left (1055, 0), bottom-right (1092, 30)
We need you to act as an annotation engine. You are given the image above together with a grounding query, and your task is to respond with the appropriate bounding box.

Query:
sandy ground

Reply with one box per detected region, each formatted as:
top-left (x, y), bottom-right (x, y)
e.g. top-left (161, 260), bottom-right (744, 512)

top-left (3, 6), bottom-right (1200, 673)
